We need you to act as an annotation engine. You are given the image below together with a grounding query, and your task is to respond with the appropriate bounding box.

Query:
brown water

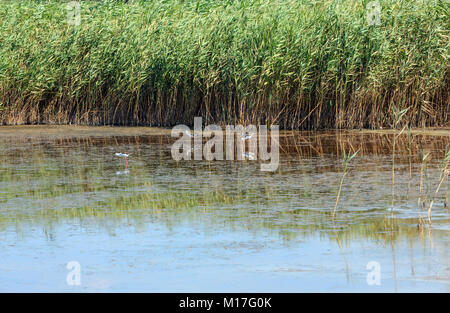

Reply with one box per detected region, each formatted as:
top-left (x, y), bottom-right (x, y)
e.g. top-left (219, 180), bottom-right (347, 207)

top-left (0, 126), bottom-right (449, 292)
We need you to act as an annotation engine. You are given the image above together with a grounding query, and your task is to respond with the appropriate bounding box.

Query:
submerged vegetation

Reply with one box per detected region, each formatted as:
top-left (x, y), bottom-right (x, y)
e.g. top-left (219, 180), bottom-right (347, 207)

top-left (0, 0), bottom-right (448, 128)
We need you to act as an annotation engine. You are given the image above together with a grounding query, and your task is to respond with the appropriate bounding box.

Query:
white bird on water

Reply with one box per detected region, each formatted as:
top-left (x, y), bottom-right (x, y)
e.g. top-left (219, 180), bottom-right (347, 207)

top-left (241, 133), bottom-right (254, 140)
top-left (185, 130), bottom-right (203, 138)
top-left (242, 152), bottom-right (256, 160)
top-left (114, 152), bottom-right (129, 168)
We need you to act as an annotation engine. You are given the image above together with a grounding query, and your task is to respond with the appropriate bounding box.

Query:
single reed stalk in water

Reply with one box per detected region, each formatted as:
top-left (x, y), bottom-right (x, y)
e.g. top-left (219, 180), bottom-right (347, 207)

top-left (427, 149), bottom-right (450, 224)
top-left (406, 129), bottom-right (413, 201)
top-left (445, 175), bottom-right (449, 209)
top-left (332, 148), bottom-right (359, 221)
top-left (391, 106), bottom-right (409, 211)
top-left (419, 151), bottom-right (430, 209)
top-left (417, 215), bottom-right (424, 230)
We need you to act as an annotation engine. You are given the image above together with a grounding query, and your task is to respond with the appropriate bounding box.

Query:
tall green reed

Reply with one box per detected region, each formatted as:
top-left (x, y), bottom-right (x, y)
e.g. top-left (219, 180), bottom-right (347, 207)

top-left (0, 0), bottom-right (448, 128)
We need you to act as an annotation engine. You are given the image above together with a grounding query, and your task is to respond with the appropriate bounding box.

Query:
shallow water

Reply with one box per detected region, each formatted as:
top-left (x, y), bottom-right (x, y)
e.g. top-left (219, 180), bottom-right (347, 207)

top-left (0, 126), bottom-right (449, 292)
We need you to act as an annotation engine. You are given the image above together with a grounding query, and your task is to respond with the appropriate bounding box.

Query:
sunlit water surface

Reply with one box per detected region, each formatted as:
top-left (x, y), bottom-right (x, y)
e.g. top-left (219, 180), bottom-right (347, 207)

top-left (0, 126), bottom-right (449, 292)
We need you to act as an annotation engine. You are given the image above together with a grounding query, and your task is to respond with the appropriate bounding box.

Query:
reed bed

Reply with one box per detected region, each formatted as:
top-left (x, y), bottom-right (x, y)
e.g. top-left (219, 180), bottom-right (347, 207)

top-left (0, 0), bottom-right (448, 128)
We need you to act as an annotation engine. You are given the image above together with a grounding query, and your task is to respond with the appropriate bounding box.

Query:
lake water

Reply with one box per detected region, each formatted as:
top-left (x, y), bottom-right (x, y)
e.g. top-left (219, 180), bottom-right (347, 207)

top-left (0, 126), bottom-right (449, 292)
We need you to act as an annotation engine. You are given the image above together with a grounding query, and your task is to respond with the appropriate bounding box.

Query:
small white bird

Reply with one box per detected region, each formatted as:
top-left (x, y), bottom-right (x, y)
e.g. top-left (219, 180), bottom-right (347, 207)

top-left (114, 152), bottom-right (129, 168)
top-left (185, 130), bottom-right (202, 138)
top-left (242, 152), bottom-right (256, 160)
top-left (241, 133), bottom-right (255, 140)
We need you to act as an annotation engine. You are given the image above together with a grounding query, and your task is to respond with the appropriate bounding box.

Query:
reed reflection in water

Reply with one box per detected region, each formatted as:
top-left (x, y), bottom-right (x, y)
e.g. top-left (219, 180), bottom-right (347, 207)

top-left (0, 126), bottom-right (448, 291)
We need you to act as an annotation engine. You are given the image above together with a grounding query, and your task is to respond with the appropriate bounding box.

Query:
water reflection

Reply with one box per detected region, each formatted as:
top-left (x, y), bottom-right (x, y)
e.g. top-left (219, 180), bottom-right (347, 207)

top-left (0, 126), bottom-right (448, 291)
